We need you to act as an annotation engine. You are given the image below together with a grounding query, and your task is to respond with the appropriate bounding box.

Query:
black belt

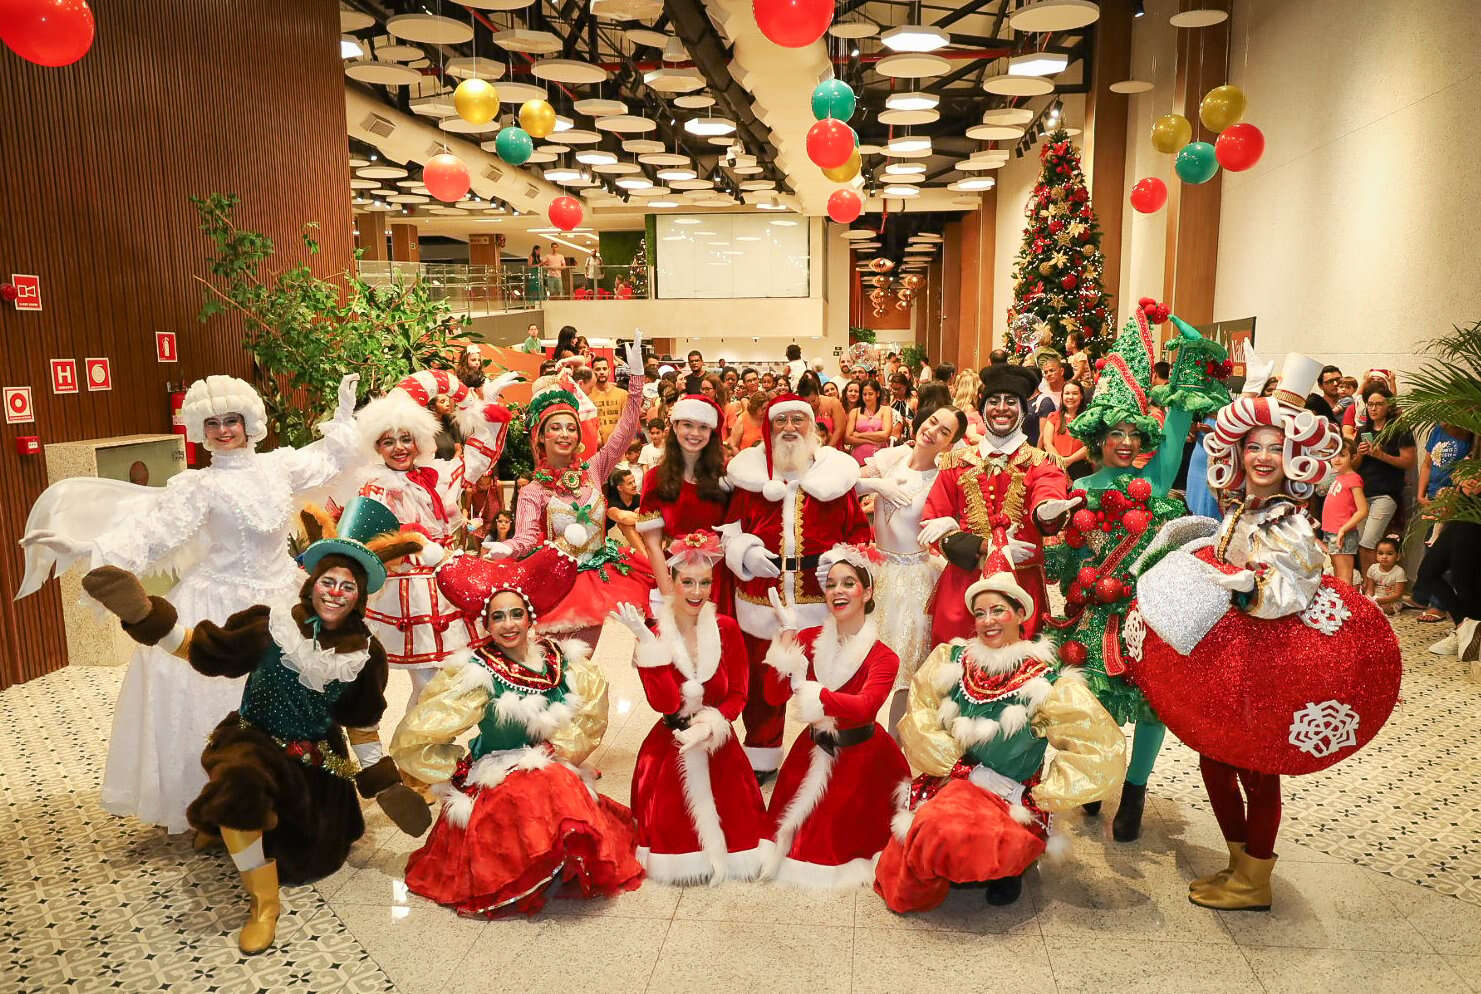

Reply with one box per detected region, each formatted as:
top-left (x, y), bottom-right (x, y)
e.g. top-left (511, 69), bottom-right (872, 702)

top-left (779, 553), bottom-right (822, 573)
top-left (811, 723), bottom-right (874, 756)
top-left (662, 712), bottom-right (690, 731)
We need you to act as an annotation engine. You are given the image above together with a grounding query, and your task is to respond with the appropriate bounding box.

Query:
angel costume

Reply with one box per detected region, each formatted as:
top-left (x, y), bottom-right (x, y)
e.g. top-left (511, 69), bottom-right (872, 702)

top-left (18, 375), bottom-right (361, 832)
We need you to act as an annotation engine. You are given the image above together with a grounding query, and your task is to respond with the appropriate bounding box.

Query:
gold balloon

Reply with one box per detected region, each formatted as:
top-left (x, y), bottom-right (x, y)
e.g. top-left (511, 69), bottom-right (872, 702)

top-left (1150, 113), bottom-right (1192, 154)
top-left (519, 99), bottom-right (557, 139)
top-left (822, 148), bottom-right (861, 183)
top-left (454, 78), bottom-right (499, 126)
top-left (902, 274), bottom-right (923, 290)
top-left (1199, 84), bottom-right (1246, 133)
top-left (895, 298), bottom-right (909, 310)
top-left (869, 288), bottom-right (887, 304)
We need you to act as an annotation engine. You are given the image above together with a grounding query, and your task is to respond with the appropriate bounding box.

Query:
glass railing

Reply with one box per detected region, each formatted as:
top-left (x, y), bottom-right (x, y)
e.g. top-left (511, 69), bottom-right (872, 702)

top-left (503, 262), bottom-right (654, 301)
top-left (355, 261), bottom-right (655, 309)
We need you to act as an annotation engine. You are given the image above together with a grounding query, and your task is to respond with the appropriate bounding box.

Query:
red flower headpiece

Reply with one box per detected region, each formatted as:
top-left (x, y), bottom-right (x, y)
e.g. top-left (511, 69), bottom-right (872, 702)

top-left (665, 530), bottom-right (724, 570)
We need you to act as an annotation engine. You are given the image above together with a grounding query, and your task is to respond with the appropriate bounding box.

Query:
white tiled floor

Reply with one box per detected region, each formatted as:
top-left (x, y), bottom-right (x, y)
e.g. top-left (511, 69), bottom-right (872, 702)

top-left (3, 611), bottom-right (1480, 993)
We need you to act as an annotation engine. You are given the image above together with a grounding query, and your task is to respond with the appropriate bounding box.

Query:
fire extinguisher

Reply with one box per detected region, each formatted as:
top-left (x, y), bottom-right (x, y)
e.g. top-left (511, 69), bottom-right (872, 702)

top-left (170, 389), bottom-right (197, 467)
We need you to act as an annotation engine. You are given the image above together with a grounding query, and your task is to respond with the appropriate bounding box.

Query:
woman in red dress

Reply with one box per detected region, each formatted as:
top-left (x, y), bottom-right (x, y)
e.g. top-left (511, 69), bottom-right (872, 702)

top-left (637, 394), bottom-right (733, 614)
top-left (612, 531), bottom-right (771, 884)
top-left (760, 545), bottom-right (913, 887)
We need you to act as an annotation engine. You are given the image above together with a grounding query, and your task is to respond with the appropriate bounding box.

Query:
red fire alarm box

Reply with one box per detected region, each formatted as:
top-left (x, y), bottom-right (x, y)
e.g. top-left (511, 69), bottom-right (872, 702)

top-left (16, 435), bottom-right (40, 455)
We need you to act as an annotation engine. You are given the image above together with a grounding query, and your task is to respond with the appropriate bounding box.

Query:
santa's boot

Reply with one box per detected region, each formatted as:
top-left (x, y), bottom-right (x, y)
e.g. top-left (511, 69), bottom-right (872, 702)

top-left (1189, 842), bottom-right (1244, 898)
top-left (985, 873), bottom-right (1024, 906)
top-left (1081, 801), bottom-right (1102, 816)
top-left (1188, 851), bottom-right (1276, 912)
top-left (1112, 782), bottom-right (1147, 842)
top-left (221, 827), bottom-right (281, 954)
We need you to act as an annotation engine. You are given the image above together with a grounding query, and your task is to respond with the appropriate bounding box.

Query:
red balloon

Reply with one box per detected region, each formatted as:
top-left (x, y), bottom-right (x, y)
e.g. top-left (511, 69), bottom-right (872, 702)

top-left (424, 153), bottom-right (471, 203)
top-left (826, 188), bottom-right (861, 224)
top-left (0, 0), bottom-right (95, 67)
top-left (1129, 177), bottom-right (1167, 214)
top-left (753, 0), bottom-right (832, 47)
top-left (548, 196), bottom-right (583, 231)
top-left (806, 118), bottom-right (854, 170)
top-left (1215, 122), bottom-right (1265, 172)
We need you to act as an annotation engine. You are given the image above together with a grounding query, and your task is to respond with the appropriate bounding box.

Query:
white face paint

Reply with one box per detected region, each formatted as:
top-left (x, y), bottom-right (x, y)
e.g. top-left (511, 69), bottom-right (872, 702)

top-left (982, 393), bottom-right (1024, 437)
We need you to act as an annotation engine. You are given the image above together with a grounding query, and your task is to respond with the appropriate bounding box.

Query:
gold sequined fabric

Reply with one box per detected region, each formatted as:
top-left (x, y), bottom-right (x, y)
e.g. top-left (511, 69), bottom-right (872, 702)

top-left (1030, 677), bottom-right (1127, 810)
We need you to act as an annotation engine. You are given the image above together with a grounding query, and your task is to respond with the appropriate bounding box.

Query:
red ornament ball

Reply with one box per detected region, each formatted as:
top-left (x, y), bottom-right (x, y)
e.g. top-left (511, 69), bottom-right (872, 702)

top-left (1129, 177), bottom-right (1168, 214)
top-left (1060, 640), bottom-right (1088, 666)
top-left (1126, 477), bottom-right (1153, 502)
top-left (0, 0), bottom-right (95, 67)
top-left (424, 153), bottom-right (471, 203)
top-left (805, 118), bottom-right (855, 169)
top-left (1076, 566), bottom-right (1099, 588)
top-left (1215, 122), bottom-right (1265, 172)
top-left (1071, 509), bottom-right (1098, 533)
top-left (826, 188), bottom-right (862, 224)
top-left (1062, 274), bottom-right (1078, 290)
top-left (1067, 585), bottom-right (1087, 607)
top-left (1101, 490), bottom-right (1126, 515)
top-left (1064, 531), bottom-right (1086, 549)
top-left (1094, 576), bottom-right (1124, 603)
top-left (548, 196), bottom-right (583, 231)
top-left (1122, 509), bottom-right (1153, 535)
top-left (753, 0), bottom-right (833, 47)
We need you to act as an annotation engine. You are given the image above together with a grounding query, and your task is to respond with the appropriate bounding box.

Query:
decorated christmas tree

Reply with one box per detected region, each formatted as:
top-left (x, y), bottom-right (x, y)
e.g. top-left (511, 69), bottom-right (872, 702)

top-left (1005, 129), bottom-right (1113, 356)
top-left (629, 236), bottom-right (649, 296)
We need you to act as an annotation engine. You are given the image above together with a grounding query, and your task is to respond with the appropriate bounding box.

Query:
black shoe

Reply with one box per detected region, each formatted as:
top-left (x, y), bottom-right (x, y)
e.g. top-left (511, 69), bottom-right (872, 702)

top-left (1082, 801), bottom-right (1102, 816)
top-left (753, 769), bottom-right (776, 787)
top-left (985, 874), bottom-right (1023, 906)
top-left (1112, 782), bottom-right (1147, 842)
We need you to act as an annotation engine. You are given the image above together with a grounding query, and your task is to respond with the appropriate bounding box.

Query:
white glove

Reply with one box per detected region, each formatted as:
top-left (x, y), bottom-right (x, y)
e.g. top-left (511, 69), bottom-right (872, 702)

top-left (742, 545), bottom-right (780, 579)
top-left (1003, 524), bottom-right (1035, 566)
top-left (622, 329), bottom-right (646, 377)
top-left (481, 540), bottom-right (513, 559)
top-left (18, 529), bottom-right (90, 560)
top-left (333, 373), bottom-right (361, 423)
top-left (1035, 495), bottom-right (1084, 528)
top-left (917, 517), bottom-right (960, 547)
top-left (1209, 568), bottom-right (1257, 593)
top-left (483, 370), bottom-right (522, 406)
top-left (608, 602), bottom-right (654, 642)
top-left (417, 539), bottom-right (446, 566)
top-left (767, 588), bottom-right (799, 634)
top-left (871, 479), bottom-right (911, 508)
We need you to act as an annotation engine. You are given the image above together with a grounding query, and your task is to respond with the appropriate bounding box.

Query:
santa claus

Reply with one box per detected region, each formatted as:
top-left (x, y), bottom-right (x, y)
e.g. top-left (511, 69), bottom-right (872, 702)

top-left (720, 394), bottom-right (873, 777)
top-left (919, 365), bottom-right (1076, 646)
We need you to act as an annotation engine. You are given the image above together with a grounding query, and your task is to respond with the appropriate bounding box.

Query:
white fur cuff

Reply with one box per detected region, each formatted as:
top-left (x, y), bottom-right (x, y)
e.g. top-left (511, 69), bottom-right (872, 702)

top-left (792, 680), bottom-right (826, 724)
top-left (634, 638), bottom-right (672, 669)
top-left (764, 640), bottom-right (809, 683)
top-left (676, 706), bottom-right (733, 755)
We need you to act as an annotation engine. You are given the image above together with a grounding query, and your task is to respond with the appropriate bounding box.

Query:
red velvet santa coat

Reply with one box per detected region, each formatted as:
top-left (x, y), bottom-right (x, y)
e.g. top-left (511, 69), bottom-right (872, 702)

top-left (631, 604), bottom-right (771, 883)
top-left (760, 618), bottom-right (912, 887)
top-left (922, 436), bottom-right (1068, 646)
top-left (721, 445), bottom-right (873, 640)
top-left (635, 474), bottom-right (734, 615)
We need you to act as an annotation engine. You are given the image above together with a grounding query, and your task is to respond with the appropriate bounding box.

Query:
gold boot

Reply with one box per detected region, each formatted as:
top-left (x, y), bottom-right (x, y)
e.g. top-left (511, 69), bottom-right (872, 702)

top-left (1189, 851), bottom-right (1276, 911)
top-left (1188, 842), bottom-right (1244, 897)
top-left (221, 827), bottom-right (281, 954)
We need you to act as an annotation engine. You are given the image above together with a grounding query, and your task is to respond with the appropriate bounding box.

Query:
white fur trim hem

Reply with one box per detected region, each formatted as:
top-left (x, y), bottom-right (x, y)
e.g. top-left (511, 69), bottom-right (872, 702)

top-left (771, 854), bottom-right (880, 889)
top-left (636, 843), bottom-right (770, 886)
top-left (743, 745), bottom-right (783, 772)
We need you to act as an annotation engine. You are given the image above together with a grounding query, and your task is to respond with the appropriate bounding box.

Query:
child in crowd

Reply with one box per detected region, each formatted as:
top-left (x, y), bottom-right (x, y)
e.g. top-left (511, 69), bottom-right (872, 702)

top-left (1322, 438), bottom-right (1368, 586)
top-left (1337, 376), bottom-right (1359, 413)
top-left (491, 510), bottom-right (514, 543)
top-left (638, 418), bottom-right (667, 476)
top-left (1364, 537), bottom-right (1408, 615)
top-left (618, 439), bottom-right (646, 490)
top-left (605, 467), bottom-right (644, 550)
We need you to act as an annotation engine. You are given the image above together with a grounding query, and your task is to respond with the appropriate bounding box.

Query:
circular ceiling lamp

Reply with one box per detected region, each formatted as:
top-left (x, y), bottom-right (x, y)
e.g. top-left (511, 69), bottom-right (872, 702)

top-left (597, 114), bottom-right (658, 133)
top-left (593, 161), bottom-right (641, 174)
top-left (386, 14), bottom-right (474, 44)
top-left (648, 199), bottom-right (680, 208)
top-left (883, 162), bottom-right (925, 176)
top-left (616, 176), bottom-right (653, 190)
top-left (966, 123), bottom-right (1025, 140)
top-left (345, 60), bottom-right (421, 86)
top-left (879, 108), bottom-right (939, 126)
top-left (956, 157), bottom-right (1005, 172)
top-left (532, 59), bottom-right (609, 84)
top-left (496, 82), bottom-right (549, 103)
top-left (522, 150), bottom-right (558, 163)
top-left (639, 152), bottom-right (691, 166)
top-left (983, 74), bottom-right (1056, 96)
top-left (842, 229), bottom-right (875, 240)
top-left (876, 53), bottom-right (951, 78)
top-left (439, 116), bottom-right (498, 134)
top-left (543, 167), bottom-right (583, 183)
top-left (411, 93), bottom-right (457, 117)
top-left (446, 57), bottom-right (505, 80)
top-left (670, 178), bottom-right (714, 190)
top-left (574, 98), bottom-right (626, 116)
top-left (554, 115), bottom-right (574, 132)
top-left (949, 177), bottom-right (996, 192)
top-left (1008, 0), bottom-right (1100, 32)
top-left (828, 19), bottom-right (878, 38)
top-left (739, 179), bottom-right (775, 190)
top-left (643, 67), bottom-right (706, 93)
top-left (886, 91), bottom-right (940, 112)
top-left (674, 93), bottom-right (716, 109)
top-left (1170, 8), bottom-right (1230, 27)
top-left (460, 0), bottom-right (536, 7)
top-left (684, 116), bottom-right (736, 136)
top-left (622, 138), bottom-right (664, 153)
top-left (881, 24), bottom-right (949, 52)
top-left (575, 149), bottom-right (617, 165)
top-left (656, 165), bottom-right (697, 181)
top-left (1008, 52), bottom-right (1070, 77)
top-left (492, 29), bottom-right (563, 53)
top-left (886, 135), bottom-right (933, 156)
top-left (375, 43), bottom-right (424, 61)
top-left (1109, 79), bottom-right (1154, 94)
top-left (559, 129), bottom-right (602, 145)
top-left (731, 164), bottom-right (763, 175)
top-left (982, 107), bottom-right (1036, 126)
top-left (350, 178), bottom-right (378, 189)
top-left (341, 9), bottom-right (374, 31)
top-left (366, 202), bottom-right (396, 212)
top-left (857, 143), bottom-right (885, 155)
top-left (625, 27), bottom-right (669, 47)
top-left (591, 0), bottom-right (664, 20)
top-left (356, 164), bottom-right (409, 179)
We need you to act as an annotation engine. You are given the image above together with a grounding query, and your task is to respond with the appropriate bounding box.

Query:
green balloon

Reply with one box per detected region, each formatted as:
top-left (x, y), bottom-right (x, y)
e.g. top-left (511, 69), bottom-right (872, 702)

top-left (811, 79), bottom-right (856, 122)
top-left (1174, 141), bottom-right (1219, 185)
top-left (495, 126), bottom-right (534, 166)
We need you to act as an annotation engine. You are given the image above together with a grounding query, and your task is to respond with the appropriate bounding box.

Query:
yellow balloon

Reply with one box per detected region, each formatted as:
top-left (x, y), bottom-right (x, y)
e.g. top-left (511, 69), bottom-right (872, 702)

top-left (1150, 113), bottom-right (1192, 154)
top-left (454, 78), bottom-right (499, 126)
top-left (821, 148), bottom-right (861, 182)
top-left (1199, 84), bottom-right (1247, 133)
top-left (519, 99), bottom-right (556, 139)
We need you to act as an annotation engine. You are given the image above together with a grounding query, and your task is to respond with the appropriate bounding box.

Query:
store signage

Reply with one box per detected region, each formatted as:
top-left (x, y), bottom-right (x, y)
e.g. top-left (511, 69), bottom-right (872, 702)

top-left (10, 274), bottom-right (41, 311)
top-left (155, 331), bottom-right (178, 362)
top-left (50, 359), bottom-right (78, 394)
top-left (4, 386), bottom-right (34, 424)
top-left (85, 357), bottom-right (112, 391)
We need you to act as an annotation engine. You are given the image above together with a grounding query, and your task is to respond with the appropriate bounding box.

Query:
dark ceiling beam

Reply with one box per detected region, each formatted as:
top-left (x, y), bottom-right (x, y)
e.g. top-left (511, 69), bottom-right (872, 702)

top-left (560, 8), bottom-right (594, 57)
top-left (922, 60), bottom-right (986, 94)
top-left (934, 0), bottom-right (997, 29)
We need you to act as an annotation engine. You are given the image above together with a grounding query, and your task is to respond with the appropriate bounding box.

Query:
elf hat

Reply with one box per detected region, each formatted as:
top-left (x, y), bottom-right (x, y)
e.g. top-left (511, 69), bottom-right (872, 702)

top-left (526, 387), bottom-right (582, 444)
top-left (1069, 298), bottom-right (1166, 448)
top-left (298, 496), bottom-right (423, 595)
top-left (669, 394), bottom-right (723, 429)
top-left (963, 529), bottom-right (1035, 618)
top-left (394, 369), bottom-right (468, 408)
top-left (435, 543), bottom-right (577, 625)
top-left (760, 393), bottom-right (816, 501)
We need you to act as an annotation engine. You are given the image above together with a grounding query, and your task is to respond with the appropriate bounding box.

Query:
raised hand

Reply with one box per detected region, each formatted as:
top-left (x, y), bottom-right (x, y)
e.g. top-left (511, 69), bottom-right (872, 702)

top-left (334, 373), bottom-right (361, 422)
top-left (81, 566), bottom-right (152, 624)
top-left (767, 587), bottom-right (799, 634)
top-left (608, 602), bottom-right (654, 641)
top-left (622, 328), bottom-right (646, 377)
top-left (484, 370), bottom-right (523, 405)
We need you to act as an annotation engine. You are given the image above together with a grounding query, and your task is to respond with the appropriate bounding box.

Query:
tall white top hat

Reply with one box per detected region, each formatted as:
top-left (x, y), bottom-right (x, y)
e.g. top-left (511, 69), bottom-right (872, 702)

top-left (1272, 353), bottom-right (1323, 409)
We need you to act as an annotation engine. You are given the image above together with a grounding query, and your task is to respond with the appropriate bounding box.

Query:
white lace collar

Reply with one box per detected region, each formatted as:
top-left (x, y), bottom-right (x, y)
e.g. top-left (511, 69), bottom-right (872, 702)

top-left (268, 600), bottom-right (371, 693)
top-left (811, 616), bottom-right (880, 691)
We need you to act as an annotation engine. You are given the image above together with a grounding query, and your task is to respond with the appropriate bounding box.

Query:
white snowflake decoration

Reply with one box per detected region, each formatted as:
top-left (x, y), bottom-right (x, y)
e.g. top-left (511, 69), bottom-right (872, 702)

top-left (1121, 609), bottom-right (1147, 663)
top-left (1299, 586), bottom-right (1350, 636)
top-left (1288, 699), bottom-right (1359, 758)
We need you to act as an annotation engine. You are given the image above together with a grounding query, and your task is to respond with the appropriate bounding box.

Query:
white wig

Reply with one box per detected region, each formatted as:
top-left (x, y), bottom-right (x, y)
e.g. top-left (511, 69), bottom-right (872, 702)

top-left (180, 375), bottom-right (268, 450)
top-left (356, 390), bottom-right (440, 466)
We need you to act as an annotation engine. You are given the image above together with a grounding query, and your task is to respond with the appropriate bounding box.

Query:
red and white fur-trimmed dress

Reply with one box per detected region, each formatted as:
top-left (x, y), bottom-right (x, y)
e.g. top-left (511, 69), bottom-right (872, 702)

top-left (761, 619), bottom-right (912, 886)
top-left (631, 603), bottom-right (772, 883)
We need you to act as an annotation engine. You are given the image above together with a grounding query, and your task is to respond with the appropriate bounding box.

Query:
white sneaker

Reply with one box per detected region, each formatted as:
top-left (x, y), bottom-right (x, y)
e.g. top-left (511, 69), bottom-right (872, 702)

top-left (1459, 619), bottom-right (1481, 663)
top-left (1429, 632), bottom-right (1459, 656)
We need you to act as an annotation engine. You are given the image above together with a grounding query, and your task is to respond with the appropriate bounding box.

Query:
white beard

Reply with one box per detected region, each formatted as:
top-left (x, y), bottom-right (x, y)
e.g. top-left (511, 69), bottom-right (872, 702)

top-left (772, 433), bottom-right (818, 477)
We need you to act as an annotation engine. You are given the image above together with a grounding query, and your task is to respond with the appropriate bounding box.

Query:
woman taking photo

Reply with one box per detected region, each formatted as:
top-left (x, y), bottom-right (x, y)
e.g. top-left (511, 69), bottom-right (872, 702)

top-left (1348, 384), bottom-right (1416, 575)
top-left (1039, 378), bottom-right (1094, 480)
top-left (845, 379), bottom-right (893, 466)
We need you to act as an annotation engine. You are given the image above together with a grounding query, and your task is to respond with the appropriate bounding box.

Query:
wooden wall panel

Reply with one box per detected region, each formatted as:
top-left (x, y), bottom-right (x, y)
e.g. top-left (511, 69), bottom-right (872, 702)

top-left (1084, 0), bottom-right (1133, 319)
top-left (0, 0), bottom-right (354, 687)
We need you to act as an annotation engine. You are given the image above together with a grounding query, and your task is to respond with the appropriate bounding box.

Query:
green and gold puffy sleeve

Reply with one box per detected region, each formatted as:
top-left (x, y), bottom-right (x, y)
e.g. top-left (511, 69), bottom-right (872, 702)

top-left (1030, 674), bottom-right (1127, 810)
top-left (389, 665), bottom-right (489, 786)
top-left (547, 651), bottom-right (610, 767)
top-left (897, 643), bottom-right (966, 777)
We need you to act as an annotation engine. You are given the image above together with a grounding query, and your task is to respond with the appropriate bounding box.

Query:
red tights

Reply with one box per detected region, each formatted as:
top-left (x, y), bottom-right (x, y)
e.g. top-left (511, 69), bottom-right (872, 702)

top-left (1198, 755), bottom-right (1282, 860)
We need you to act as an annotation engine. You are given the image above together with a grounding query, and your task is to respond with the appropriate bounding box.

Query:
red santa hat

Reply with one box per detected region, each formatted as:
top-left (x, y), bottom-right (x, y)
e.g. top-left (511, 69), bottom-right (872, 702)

top-left (964, 528), bottom-right (1036, 622)
top-left (394, 369), bottom-right (468, 408)
top-left (668, 394), bottom-right (723, 429)
top-left (435, 543), bottom-right (577, 625)
top-left (760, 393), bottom-right (816, 501)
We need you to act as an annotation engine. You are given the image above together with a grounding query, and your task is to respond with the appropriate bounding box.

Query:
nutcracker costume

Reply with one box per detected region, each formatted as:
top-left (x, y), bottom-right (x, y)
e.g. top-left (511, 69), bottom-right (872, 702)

top-left (1127, 355), bottom-right (1402, 910)
top-left (1045, 300), bottom-right (1230, 841)
top-left (760, 545), bottom-right (912, 886)
top-left (876, 549), bottom-right (1126, 911)
top-left (920, 364), bottom-right (1071, 647)
top-left (390, 547), bottom-right (644, 917)
top-left (79, 495), bottom-right (428, 953)
top-left (721, 395), bottom-right (873, 774)
top-left (17, 373), bottom-right (364, 833)
top-left (619, 532), bottom-right (771, 884)
top-left (354, 369), bottom-right (517, 702)
top-left (487, 335), bottom-right (653, 643)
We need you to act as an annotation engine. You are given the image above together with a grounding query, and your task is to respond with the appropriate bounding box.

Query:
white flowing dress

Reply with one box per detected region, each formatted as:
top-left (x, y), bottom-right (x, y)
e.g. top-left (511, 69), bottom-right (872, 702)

top-left (863, 445), bottom-right (944, 689)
